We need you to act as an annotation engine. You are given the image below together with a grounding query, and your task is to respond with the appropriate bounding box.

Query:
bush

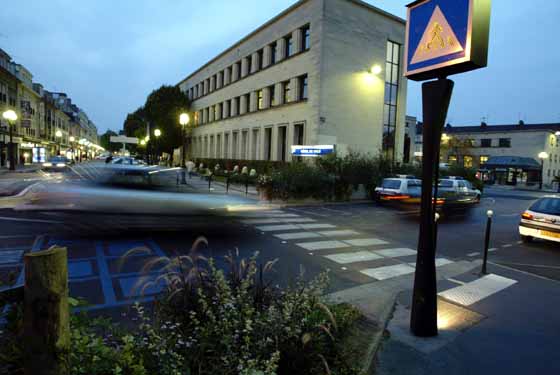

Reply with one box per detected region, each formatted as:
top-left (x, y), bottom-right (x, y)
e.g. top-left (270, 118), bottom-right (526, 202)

top-left (268, 163), bottom-right (334, 201)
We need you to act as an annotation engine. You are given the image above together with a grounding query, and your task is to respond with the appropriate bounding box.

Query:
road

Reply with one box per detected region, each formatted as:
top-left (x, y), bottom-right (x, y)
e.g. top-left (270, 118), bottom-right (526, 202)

top-left (1, 168), bottom-right (559, 372)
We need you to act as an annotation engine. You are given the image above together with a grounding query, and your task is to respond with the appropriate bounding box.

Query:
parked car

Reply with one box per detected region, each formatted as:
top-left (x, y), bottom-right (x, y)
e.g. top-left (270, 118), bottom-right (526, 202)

top-left (519, 196), bottom-right (560, 243)
top-left (42, 156), bottom-right (71, 171)
top-left (374, 177), bottom-right (422, 204)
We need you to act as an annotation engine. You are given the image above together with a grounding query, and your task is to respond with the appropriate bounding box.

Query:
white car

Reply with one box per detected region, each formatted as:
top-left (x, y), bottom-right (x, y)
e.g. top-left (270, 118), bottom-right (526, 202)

top-left (374, 177), bottom-right (422, 203)
top-left (519, 196), bottom-right (560, 243)
top-left (438, 177), bottom-right (482, 203)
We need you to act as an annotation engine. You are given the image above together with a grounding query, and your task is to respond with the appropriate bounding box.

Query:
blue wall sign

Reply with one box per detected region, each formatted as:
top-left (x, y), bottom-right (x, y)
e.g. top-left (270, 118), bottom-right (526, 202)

top-left (291, 145), bottom-right (335, 157)
top-left (405, 0), bottom-right (491, 81)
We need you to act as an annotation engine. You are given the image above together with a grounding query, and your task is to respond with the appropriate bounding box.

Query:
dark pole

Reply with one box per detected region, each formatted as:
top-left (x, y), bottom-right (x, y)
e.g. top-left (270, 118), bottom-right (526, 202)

top-left (226, 172), bottom-right (230, 193)
top-left (8, 120), bottom-right (15, 171)
top-left (539, 159), bottom-right (544, 190)
top-left (245, 174), bottom-right (249, 195)
top-left (410, 78), bottom-right (454, 338)
top-left (481, 210), bottom-right (493, 275)
top-left (181, 126), bottom-right (187, 184)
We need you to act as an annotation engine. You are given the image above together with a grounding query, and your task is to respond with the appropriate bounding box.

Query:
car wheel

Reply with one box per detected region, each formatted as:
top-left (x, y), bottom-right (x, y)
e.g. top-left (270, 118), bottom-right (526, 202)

top-left (475, 194), bottom-right (481, 203)
top-left (521, 235), bottom-right (533, 243)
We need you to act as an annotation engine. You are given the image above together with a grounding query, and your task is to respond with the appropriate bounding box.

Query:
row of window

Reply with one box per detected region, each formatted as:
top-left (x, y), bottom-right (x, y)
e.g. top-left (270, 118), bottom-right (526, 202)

top-left (193, 74), bottom-right (308, 126)
top-left (186, 24), bottom-right (310, 101)
top-left (382, 41), bottom-right (401, 161)
top-left (192, 123), bottom-right (305, 162)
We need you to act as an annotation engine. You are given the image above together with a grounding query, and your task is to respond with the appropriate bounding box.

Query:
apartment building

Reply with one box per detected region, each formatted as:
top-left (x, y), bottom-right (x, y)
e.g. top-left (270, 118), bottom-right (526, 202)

top-left (178, 0), bottom-right (407, 163)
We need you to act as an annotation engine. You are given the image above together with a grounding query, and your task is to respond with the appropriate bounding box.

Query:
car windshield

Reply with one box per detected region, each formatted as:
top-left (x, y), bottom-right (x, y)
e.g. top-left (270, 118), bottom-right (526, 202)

top-left (407, 180), bottom-right (422, 188)
top-left (530, 198), bottom-right (560, 215)
top-left (48, 157), bottom-right (67, 163)
top-left (382, 180), bottom-right (402, 189)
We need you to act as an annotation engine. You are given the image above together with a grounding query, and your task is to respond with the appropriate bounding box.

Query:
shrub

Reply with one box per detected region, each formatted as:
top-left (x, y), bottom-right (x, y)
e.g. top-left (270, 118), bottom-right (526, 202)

top-left (269, 163), bottom-right (333, 201)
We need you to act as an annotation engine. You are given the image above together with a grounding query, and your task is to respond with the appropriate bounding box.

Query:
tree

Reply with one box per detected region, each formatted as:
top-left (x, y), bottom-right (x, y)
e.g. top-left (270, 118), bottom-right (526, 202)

top-left (142, 85), bottom-right (190, 156)
top-left (99, 130), bottom-right (120, 153)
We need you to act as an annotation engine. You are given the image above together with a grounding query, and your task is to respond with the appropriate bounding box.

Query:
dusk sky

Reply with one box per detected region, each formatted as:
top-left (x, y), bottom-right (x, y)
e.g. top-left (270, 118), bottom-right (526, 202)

top-left (1, 0), bottom-right (559, 133)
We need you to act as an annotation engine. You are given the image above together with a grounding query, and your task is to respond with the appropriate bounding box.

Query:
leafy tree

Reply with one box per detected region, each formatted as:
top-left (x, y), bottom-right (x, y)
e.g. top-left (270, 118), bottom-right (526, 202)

top-left (142, 85), bottom-right (190, 155)
top-left (99, 130), bottom-right (120, 152)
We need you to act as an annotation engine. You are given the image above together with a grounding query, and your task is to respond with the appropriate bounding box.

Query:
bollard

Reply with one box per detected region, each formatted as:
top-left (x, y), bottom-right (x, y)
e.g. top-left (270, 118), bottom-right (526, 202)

top-left (208, 174), bottom-right (212, 190)
top-left (245, 174), bottom-right (249, 195)
top-left (181, 169), bottom-right (187, 185)
top-left (176, 172), bottom-right (180, 186)
top-left (481, 210), bottom-right (493, 275)
top-left (24, 246), bottom-right (70, 375)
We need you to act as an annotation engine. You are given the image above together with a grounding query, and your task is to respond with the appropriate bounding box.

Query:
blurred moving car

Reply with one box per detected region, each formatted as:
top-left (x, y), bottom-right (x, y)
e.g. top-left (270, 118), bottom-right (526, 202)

top-left (374, 176), bottom-right (422, 204)
top-left (519, 196), bottom-right (560, 243)
top-left (42, 156), bottom-right (71, 171)
top-left (111, 157), bottom-right (146, 166)
top-left (437, 177), bottom-right (482, 207)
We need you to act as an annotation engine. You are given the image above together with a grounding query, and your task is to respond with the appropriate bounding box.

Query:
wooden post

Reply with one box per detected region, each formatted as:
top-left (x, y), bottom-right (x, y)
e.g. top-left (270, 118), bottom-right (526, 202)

top-left (24, 246), bottom-right (70, 375)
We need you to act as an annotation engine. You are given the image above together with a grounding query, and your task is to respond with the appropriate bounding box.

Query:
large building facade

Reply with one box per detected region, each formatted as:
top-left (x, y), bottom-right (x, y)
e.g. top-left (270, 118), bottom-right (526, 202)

top-left (0, 48), bottom-right (100, 167)
top-left (178, 0), bottom-right (407, 163)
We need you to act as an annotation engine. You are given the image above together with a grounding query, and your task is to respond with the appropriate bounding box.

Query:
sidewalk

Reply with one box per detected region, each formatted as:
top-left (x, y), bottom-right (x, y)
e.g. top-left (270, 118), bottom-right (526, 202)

top-left (375, 263), bottom-right (560, 375)
top-left (0, 165), bottom-right (40, 175)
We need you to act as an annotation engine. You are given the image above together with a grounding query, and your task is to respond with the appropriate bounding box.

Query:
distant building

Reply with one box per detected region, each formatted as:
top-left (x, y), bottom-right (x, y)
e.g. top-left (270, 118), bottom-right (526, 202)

top-left (414, 121), bottom-right (560, 187)
top-left (0, 48), bottom-right (19, 167)
top-left (178, 0), bottom-right (408, 163)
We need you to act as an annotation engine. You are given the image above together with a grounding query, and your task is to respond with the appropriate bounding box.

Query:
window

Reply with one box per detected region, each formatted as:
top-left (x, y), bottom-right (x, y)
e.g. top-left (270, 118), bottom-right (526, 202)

top-left (234, 61), bottom-right (241, 80)
top-left (382, 180), bottom-right (402, 189)
top-left (299, 74), bottom-right (308, 100)
top-left (463, 155), bottom-right (473, 168)
top-left (226, 67), bottom-right (232, 85)
top-left (499, 138), bottom-right (511, 148)
top-left (382, 41), bottom-right (401, 161)
top-left (282, 81), bottom-right (291, 104)
top-left (480, 155), bottom-right (489, 165)
top-left (215, 104), bottom-right (221, 119)
top-left (236, 97), bottom-right (241, 115)
top-left (284, 35), bottom-right (293, 57)
top-left (258, 49), bottom-right (264, 70)
top-left (294, 123), bottom-right (304, 145)
top-left (269, 85), bottom-right (276, 106)
top-left (246, 55), bottom-right (252, 75)
top-left (270, 42), bottom-right (277, 65)
top-left (219, 72), bottom-right (224, 87)
top-left (480, 138), bottom-right (492, 147)
top-left (257, 89), bottom-right (263, 110)
top-left (448, 155), bottom-right (457, 164)
top-left (302, 25), bottom-right (311, 50)
top-left (245, 93), bottom-right (251, 113)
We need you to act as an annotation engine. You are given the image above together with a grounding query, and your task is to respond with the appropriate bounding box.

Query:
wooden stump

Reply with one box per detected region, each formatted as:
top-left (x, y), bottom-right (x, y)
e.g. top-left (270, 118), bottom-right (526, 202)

top-left (24, 246), bottom-right (70, 375)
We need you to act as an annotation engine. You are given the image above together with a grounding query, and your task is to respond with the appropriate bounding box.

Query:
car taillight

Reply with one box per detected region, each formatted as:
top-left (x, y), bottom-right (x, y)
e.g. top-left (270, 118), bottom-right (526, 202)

top-left (521, 212), bottom-right (533, 220)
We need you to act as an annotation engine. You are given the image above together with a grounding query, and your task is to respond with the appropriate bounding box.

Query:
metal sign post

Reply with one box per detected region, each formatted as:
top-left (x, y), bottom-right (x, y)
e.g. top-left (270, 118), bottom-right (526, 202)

top-left (405, 0), bottom-right (491, 337)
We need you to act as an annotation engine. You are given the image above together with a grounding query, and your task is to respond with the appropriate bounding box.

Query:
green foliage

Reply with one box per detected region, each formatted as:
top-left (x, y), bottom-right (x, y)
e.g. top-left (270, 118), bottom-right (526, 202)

top-left (268, 162), bottom-right (334, 201)
top-left (99, 130), bottom-right (120, 153)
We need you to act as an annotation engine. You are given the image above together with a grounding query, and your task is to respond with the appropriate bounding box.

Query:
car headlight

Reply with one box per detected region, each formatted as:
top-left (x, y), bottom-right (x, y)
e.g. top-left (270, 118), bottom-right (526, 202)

top-left (56, 163), bottom-right (66, 167)
top-left (43, 162), bottom-right (52, 167)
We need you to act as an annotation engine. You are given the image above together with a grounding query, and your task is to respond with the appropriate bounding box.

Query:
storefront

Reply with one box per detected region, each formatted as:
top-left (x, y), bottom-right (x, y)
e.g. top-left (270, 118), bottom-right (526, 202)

top-left (484, 156), bottom-right (541, 186)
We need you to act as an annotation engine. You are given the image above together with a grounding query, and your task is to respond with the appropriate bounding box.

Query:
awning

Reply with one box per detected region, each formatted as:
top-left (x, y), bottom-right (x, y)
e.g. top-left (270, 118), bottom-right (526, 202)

top-left (484, 156), bottom-right (541, 171)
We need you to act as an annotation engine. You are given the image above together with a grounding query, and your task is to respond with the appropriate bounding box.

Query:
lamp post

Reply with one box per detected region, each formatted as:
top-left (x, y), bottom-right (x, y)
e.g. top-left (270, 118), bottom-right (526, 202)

top-left (55, 130), bottom-right (63, 156)
top-left (538, 151), bottom-right (549, 190)
top-left (69, 136), bottom-right (76, 162)
top-left (2, 110), bottom-right (18, 170)
top-left (154, 129), bottom-right (161, 165)
top-left (179, 113), bottom-right (190, 184)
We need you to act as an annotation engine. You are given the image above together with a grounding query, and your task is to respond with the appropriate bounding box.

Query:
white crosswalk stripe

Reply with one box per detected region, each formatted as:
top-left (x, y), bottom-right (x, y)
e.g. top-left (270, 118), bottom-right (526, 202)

top-left (257, 223), bottom-right (336, 232)
top-left (296, 240), bottom-right (350, 251)
top-left (360, 258), bottom-right (452, 280)
top-left (241, 218), bottom-right (315, 225)
top-left (317, 230), bottom-right (361, 237)
top-left (325, 251), bottom-right (383, 264)
top-left (343, 238), bottom-right (388, 247)
top-left (375, 248), bottom-right (417, 258)
top-left (274, 232), bottom-right (322, 240)
top-left (298, 223), bottom-right (337, 230)
top-left (438, 274), bottom-right (517, 306)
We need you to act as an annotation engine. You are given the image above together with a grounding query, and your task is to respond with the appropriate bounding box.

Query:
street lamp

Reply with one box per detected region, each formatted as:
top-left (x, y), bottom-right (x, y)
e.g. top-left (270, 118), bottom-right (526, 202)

top-left (2, 109), bottom-right (18, 171)
top-left (154, 129), bottom-right (161, 165)
top-left (538, 151), bottom-right (549, 190)
top-left (179, 112), bottom-right (190, 184)
top-left (55, 130), bottom-right (63, 156)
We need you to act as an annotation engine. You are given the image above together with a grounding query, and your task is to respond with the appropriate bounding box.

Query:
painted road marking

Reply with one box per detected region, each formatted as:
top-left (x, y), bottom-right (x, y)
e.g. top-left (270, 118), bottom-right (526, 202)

top-left (502, 244), bottom-right (513, 248)
top-left (438, 274), bottom-right (517, 306)
top-left (343, 238), bottom-right (389, 247)
top-left (361, 264), bottom-right (415, 280)
top-left (467, 252), bottom-right (481, 257)
top-left (274, 232), bottom-right (322, 240)
top-left (241, 218), bottom-right (315, 225)
top-left (317, 230), bottom-right (361, 237)
top-left (295, 240), bottom-right (349, 251)
top-left (361, 258), bottom-right (454, 280)
top-left (324, 251), bottom-right (383, 264)
top-left (256, 224), bottom-right (300, 232)
top-left (374, 248), bottom-right (417, 258)
top-left (298, 223), bottom-right (337, 230)
top-left (0, 216), bottom-right (63, 224)
top-left (488, 248), bottom-right (498, 252)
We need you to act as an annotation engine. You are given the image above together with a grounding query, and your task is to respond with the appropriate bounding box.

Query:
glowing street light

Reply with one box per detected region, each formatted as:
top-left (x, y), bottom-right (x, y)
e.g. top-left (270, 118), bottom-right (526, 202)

top-left (2, 110), bottom-right (18, 170)
top-left (154, 129), bottom-right (162, 138)
top-left (538, 151), bottom-right (549, 190)
top-left (179, 113), bottom-right (191, 180)
top-left (370, 65), bottom-right (382, 75)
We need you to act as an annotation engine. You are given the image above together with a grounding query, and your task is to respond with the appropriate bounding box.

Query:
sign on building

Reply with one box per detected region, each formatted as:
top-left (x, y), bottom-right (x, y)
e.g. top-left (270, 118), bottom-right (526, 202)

top-left (110, 136), bottom-right (138, 144)
top-left (291, 145), bottom-right (335, 157)
top-left (405, 0), bottom-right (491, 81)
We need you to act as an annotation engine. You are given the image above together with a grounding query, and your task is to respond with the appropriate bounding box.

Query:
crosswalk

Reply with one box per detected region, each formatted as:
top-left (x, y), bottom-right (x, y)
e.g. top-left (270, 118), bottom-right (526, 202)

top-left (237, 208), bottom-right (519, 309)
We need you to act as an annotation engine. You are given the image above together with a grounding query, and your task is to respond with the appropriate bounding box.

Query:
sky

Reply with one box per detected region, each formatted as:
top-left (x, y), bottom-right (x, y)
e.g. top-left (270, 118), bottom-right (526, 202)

top-left (1, 0), bottom-right (559, 133)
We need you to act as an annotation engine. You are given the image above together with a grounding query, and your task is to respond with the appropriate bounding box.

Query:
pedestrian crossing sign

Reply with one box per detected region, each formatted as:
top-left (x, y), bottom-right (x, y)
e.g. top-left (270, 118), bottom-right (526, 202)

top-left (405, 0), bottom-right (491, 81)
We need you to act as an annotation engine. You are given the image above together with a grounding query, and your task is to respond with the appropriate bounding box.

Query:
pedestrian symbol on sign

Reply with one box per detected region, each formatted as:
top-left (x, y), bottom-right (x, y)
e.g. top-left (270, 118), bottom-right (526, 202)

top-left (411, 6), bottom-right (463, 65)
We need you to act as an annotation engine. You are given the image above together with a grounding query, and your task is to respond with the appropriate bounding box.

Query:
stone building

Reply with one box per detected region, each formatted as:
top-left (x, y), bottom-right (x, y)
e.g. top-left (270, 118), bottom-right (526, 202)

top-left (178, 0), bottom-right (407, 163)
